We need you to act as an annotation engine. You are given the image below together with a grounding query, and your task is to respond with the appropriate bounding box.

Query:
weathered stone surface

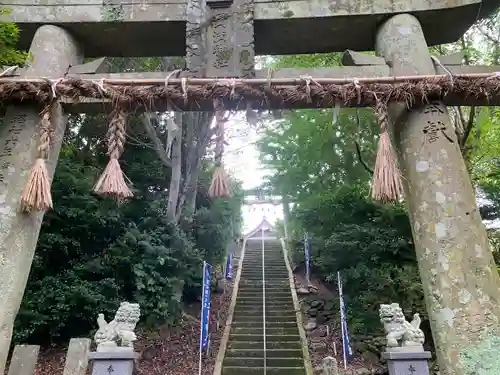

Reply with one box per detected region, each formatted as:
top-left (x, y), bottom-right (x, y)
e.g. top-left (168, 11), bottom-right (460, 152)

top-left (3, 0), bottom-right (497, 57)
top-left (63, 338), bottom-right (91, 375)
top-left (342, 50), bottom-right (386, 66)
top-left (186, 0), bottom-right (208, 76)
top-left (7, 345), bottom-right (39, 375)
top-left (68, 58), bottom-right (109, 74)
top-left (205, 0), bottom-right (255, 77)
top-left (433, 51), bottom-right (465, 66)
top-left (88, 352), bottom-right (137, 375)
top-left (322, 356), bottom-right (339, 375)
top-left (297, 287), bottom-right (310, 295)
top-left (379, 303), bottom-right (425, 350)
top-left (0, 25), bottom-right (83, 374)
top-left (94, 302), bottom-right (141, 351)
top-left (376, 13), bottom-right (500, 375)
top-left (304, 319), bottom-right (317, 331)
top-left (382, 351), bottom-right (431, 375)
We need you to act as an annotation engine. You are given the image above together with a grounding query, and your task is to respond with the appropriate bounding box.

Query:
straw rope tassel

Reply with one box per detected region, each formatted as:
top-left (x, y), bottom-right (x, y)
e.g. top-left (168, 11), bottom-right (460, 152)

top-left (371, 100), bottom-right (404, 203)
top-left (93, 108), bottom-right (133, 199)
top-left (20, 107), bottom-right (54, 213)
top-left (209, 103), bottom-right (231, 198)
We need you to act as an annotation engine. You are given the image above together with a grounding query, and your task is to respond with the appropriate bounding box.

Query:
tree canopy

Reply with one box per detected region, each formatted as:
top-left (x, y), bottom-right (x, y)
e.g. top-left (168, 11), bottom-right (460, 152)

top-left (256, 10), bottom-right (500, 343)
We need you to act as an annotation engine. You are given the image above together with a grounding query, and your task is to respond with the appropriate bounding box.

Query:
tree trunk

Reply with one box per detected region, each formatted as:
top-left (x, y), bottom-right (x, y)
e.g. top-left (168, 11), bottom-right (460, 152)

top-left (166, 113), bottom-right (183, 222)
top-left (176, 112), bottom-right (213, 220)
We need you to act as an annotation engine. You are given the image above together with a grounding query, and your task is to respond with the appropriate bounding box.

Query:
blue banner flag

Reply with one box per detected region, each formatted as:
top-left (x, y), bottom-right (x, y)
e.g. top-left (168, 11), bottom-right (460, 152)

top-left (225, 252), bottom-right (233, 280)
top-left (200, 261), bottom-right (212, 350)
top-left (304, 232), bottom-right (311, 284)
top-left (338, 271), bottom-right (353, 369)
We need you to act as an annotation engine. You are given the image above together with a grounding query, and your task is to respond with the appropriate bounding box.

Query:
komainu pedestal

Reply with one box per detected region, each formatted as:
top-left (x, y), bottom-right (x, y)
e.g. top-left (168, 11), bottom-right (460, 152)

top-left (382, 351), bottom-right (432, 375)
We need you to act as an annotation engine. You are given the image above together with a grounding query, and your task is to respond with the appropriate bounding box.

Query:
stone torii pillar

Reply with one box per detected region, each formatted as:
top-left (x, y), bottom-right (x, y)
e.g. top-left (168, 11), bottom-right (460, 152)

top-left (376, 14), bottom-right (500, 375)
top-left (0, 26), bottom-right (83, 373)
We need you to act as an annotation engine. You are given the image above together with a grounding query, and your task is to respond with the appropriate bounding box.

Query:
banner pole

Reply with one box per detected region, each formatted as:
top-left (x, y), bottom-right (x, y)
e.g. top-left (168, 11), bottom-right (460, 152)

top-left (199, 261), bottom-right (206, 375)
top-left (338, 271), bottom-right (347, 370)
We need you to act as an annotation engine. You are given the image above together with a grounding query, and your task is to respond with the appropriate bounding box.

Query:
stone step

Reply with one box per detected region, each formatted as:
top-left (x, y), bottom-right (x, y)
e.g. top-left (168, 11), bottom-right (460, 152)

top-left (241, 268), bottom-right (288, 276)
top-left (231, 321), bottom-right (298, 328)
top-left (243, 263), bottom-right (283, 266)
top-left (236, 301), bottom-right (294, 309)
top-left (222, 366), bottom-right (306, 375)
top-left (267, 309), bottom-right (298, 317)
top-left (233, 307), bottom-right (294, 315)
top-left (241, 276), bottom-right (288, 279)
top-left (238, 285), bottom-right (288, 289)
top-left (237, 297), bottom-right (293, 304)
top-left (241, 280), bottom-right (289, 284)
top-left (229, 334), bottom-right (301, 342)
top-left (223, 357), bottom-right (304, 368)
top-left (241, 273), bottom-right (289, 278)
top-left (237, 292), bottom-right (291, 298)
top-left (227, 341), bottom-right (302, 350)
top-left (232, 315), bottom-right (297, 323)
top-left (225, 349), bottom-right (303, 358)
top-left (231, 327), bottom-right (299, 335)
top-left (237, 284), bottom-right (290, 289)
top-left (244, 264), bottom-right (285, 267)
top-left (223, 358), bottom-right (264, 367)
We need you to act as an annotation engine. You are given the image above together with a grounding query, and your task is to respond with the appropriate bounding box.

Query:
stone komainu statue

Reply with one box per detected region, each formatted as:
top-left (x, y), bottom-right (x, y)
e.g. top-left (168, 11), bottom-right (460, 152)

top-left (379, 303), bottom-right (425, 350)
top-left (94, 302), bottom-right (141, 352)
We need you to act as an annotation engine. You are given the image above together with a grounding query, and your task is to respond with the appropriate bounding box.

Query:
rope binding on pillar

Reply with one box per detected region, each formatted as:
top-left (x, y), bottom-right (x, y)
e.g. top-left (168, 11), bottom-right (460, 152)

top-left (93, 107), bottom-right (134, 199)
top-left (371, 95), bottom-right (404, 202)
top-left (208, 98), bottom-right (231, 198)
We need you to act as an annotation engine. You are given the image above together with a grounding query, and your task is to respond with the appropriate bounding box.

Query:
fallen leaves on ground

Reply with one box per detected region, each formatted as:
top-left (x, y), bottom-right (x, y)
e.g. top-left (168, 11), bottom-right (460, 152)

top-left (35, 279), bottom-right (234, 375)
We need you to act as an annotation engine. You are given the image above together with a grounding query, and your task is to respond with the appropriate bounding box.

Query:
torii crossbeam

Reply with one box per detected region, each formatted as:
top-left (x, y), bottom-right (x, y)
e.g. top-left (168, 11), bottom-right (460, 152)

top-left (1, 1), bottom-right (500, 374)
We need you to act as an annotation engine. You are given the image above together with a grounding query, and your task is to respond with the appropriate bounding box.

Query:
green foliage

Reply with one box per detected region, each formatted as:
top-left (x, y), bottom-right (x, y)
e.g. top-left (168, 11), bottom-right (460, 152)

top-left (259, 20), bottom-right (500, 342)
top-left (0, 9), bottom-right (28, 65)
top-left (291, 184), bottom-right (423, 334)
top-left (13, 111), bottom-right (242, 344)
top-left (257, 108), bottom-right (378, 200)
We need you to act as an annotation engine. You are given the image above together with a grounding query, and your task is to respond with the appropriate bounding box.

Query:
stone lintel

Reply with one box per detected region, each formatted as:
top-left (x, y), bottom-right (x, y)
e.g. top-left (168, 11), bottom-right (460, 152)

top-left (68, 58), bottom-right (109, 74)
top-left (433, 51), bottom-right (465, 66)
top-left (4, 0), bottom-right (498, 57)
top-left (341, 50), bottom-right (386, 66)
top-left (65, 66), bottom-right (389, 81)
top-left (11, 64), bottom-right (492, 81)
top-left (342, 50), bottom-right (467, 68)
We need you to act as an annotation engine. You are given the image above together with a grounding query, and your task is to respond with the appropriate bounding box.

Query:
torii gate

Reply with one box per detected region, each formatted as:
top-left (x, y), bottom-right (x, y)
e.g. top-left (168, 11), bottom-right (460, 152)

top-left (243, 188), bottom-right (290, 239)
top-left (1, 1), bottom-right (500, 374)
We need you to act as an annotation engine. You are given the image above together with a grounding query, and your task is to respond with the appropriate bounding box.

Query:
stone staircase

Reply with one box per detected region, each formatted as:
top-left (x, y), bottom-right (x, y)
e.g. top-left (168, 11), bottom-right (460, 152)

top-left (222, 238), bottom-right (307, 375)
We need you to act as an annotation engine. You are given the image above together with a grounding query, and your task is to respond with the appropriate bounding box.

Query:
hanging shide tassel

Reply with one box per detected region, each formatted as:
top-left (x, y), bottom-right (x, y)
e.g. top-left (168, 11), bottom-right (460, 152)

top-left (20, 106), bottom-right (55, 213)
top-left (371, 99), bottom-right (404, 203)
top-left (209, 99), bottom-right (231, 198)
top-left (93, 108), bottom-right (133, 199)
